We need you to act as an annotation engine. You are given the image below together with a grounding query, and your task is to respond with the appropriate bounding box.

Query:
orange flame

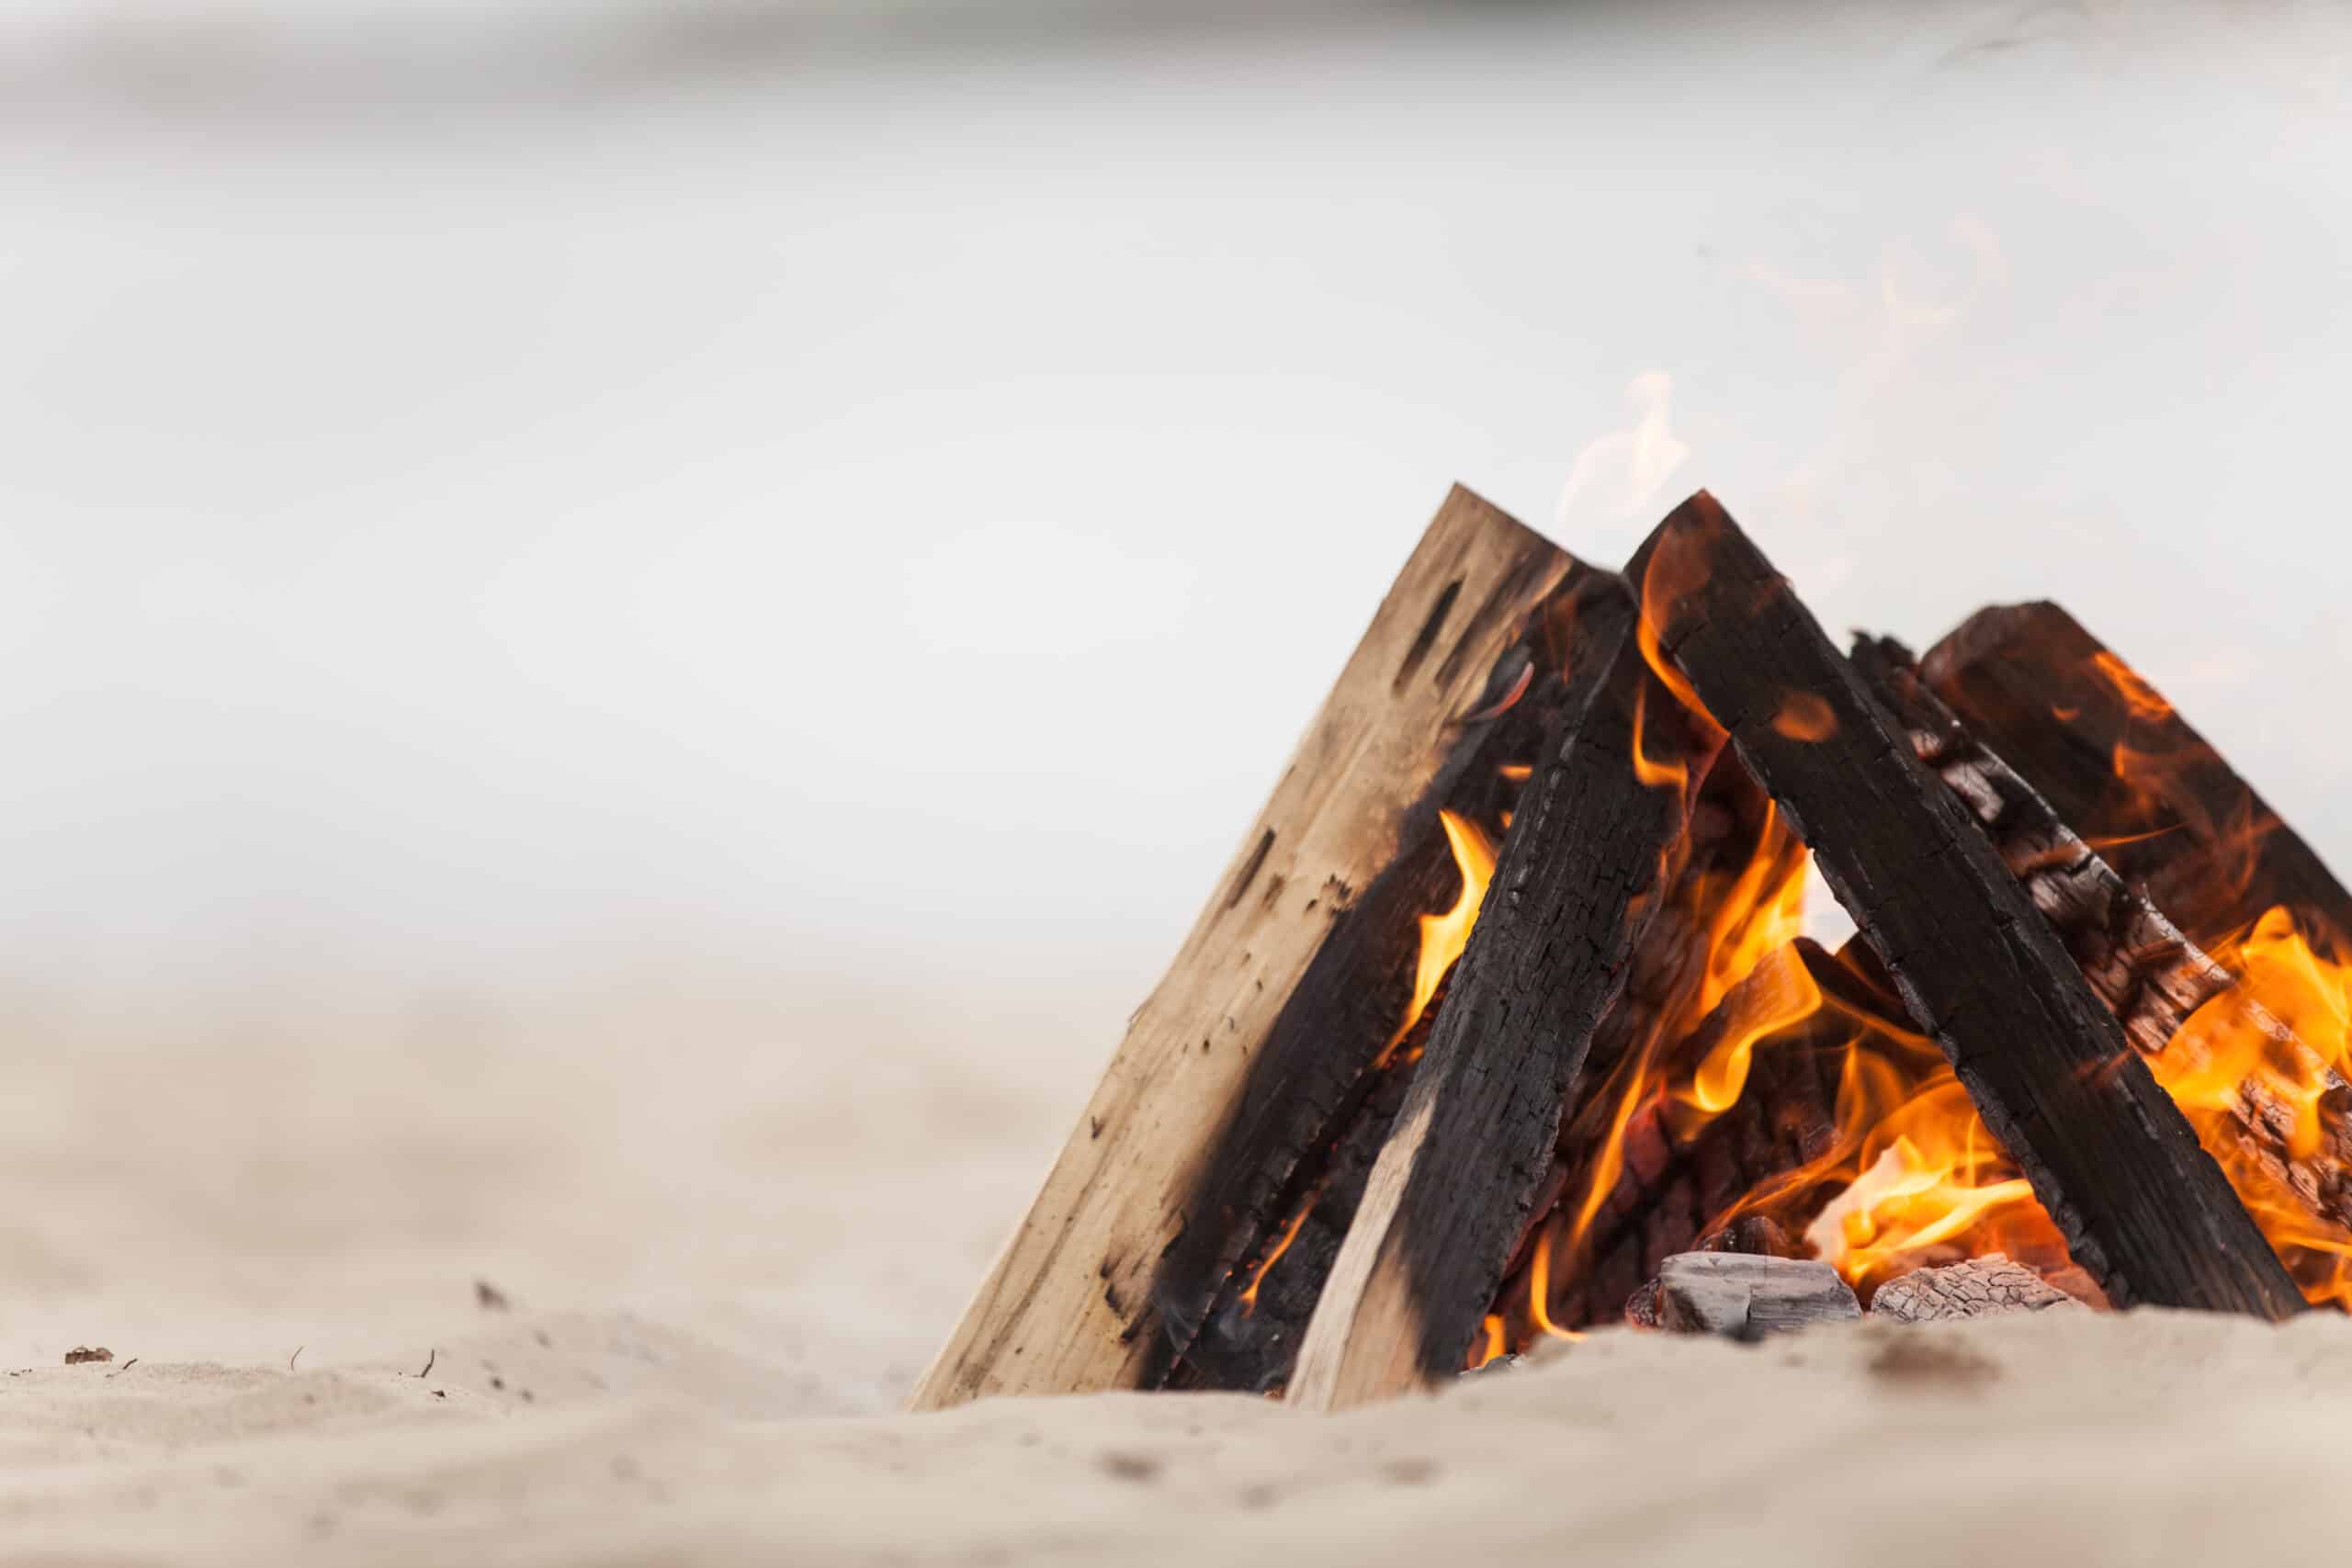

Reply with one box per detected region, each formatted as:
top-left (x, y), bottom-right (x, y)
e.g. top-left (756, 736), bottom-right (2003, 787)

top-left (1770, 691), bottom-right (1838, 742)
top-left (1377, 810), bottom-right (1497, 1068)
top-left (2091, 649), bottom-right (2173, 723)
top-left (2149, 905), bottom-right (2352, 1309)
top-left (1558, 806), bottom-right (1814, 1276)
top-left (1238, 1194), bottom-right (1317, 1316)
top-left (1676, 941), bottom-right (1825, 1117)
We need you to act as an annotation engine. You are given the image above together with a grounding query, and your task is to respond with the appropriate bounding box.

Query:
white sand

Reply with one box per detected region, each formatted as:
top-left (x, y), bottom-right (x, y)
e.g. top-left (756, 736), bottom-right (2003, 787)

top-left (6, 1302), bottom-right (2351, 1564)
top-left (12, 974), bottom-right (2351, 1563)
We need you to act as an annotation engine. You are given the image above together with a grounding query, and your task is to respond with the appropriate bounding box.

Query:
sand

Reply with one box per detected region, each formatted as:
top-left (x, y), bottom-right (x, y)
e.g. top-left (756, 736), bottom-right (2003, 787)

top-left (6, 1304), bottom-right (2351, 1564)
top-left (6, 972), bottom-right (2352, 1563)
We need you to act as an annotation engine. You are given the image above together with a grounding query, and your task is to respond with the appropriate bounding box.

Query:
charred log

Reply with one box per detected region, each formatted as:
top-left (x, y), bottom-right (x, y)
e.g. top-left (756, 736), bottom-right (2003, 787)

top-left (1923, 602), bottom-right (2352, 952)
top-left (913, 486), bottom-right (1613, 1410)
top-left (1630, 492), bottom-right (2305, 1320)
top-left (1852, 634), bottom-right (2352, 1240)
top-left (1287, 582), bottom-right (1727, 1409)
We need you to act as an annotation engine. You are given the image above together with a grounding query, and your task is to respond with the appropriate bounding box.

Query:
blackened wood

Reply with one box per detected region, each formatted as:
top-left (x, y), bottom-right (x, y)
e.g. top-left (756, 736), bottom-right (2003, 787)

top-left (1633, 491), bottom-right (2305, 1320)
top-left (1923, 603), bottom-right (2352, 951)
top-left (1853, 634), bottom-right (2352, 1238)
top-left (1148, 562), bottom-right (1629, 1394)
top-left (1288, 584), bottom-right (1727, 1409)
top-left (912, 486), bottom-right (1600, 1410)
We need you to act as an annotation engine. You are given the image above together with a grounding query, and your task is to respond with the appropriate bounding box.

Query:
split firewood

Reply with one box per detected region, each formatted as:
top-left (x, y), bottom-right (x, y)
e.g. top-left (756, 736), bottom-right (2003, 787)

top-left (1851, 635), bottom-right (2352, 1237)
top-left (1870, 1256), bottom-right (2086, 1322)
top-left (1654, 1252), bottom-right (1860, 1339)
top-left (1923, 602), bottom-right (2352, 952)
top-left (1628, 491), bottom-right (2305, 1320)
top-left (911, 487), bottom-right (1613, 1410)
top-left (1288, 577), bottom-right (1727, 1411)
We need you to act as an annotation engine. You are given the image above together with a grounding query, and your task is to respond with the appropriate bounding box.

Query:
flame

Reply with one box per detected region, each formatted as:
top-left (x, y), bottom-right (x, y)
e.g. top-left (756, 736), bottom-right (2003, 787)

top-left (1238, 1194), bottom-right (1317, 1316)
top-left (1800, 1076), bottom-right (2047, 1292)
top-left (1238, 807), bottom-right (1504, 1324)
top-left (1634, 525), bottom-right (1724, 746)
top-left (2148, 905), bottom-right (2352, 1308)
top-left (2090, 649), bottom-right (2173, 723)
top-left (1557, 805), bottom-right (1814, 1280)
top-left (1770, 691), bottom-right (1838, 742)
top-left (2075, 642), bottom-right (2277, 939)
top-left (1676, 942), bottom-right (1825, 1117)
top-left (1469, 1314), bottom-right (1508, 1371)
top-left (1525, 1213), bottom-right (1583, 1343)
top-left (1377, 810), bottom-right (1497, 1068)
top-left (1628, 684), bottom-right (1689, 795)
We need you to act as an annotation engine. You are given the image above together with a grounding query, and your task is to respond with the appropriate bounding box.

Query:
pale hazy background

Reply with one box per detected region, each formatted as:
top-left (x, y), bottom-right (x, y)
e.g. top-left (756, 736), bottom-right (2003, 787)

top-left (0, 0), bottom-right (2346, 1410)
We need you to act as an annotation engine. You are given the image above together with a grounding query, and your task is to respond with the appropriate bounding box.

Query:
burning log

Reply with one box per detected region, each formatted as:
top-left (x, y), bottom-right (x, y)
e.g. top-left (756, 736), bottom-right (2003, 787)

top-left (1287, 587), bottom-right (1727, 1410)
top-left (1851, 636), bottom-right (2352, 1243)
top-left (1922, 603), bottom-right (2352, 951)
top-left (1631, 492), bottom-right (2306, 1320)
top-left (910, 487), bottom-right (1614, 1410)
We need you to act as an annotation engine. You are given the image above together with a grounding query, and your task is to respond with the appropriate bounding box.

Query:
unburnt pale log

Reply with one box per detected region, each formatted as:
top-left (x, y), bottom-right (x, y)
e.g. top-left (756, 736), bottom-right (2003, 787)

top-left (1870, 1255), bottom-right (2085, 1322)
top-left (911, 487), bottom-right (1611, 1411)
top-left (1287, 586), bottom-right (1726, 1410)
top-left (1852, 636), bottom-right (2352, 1236)
top-left (1655, 1252), bottom-right (1860, 1339)
top-left (1632, 492), bottom-right (2305, 1320)
top-left (1923, 603), bottom-right (2352, 951)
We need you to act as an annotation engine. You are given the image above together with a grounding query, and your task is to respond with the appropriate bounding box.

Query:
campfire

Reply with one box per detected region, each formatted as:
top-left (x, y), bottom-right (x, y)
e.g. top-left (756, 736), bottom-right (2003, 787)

top-left (913, 489), bottom-right (2349, 1414)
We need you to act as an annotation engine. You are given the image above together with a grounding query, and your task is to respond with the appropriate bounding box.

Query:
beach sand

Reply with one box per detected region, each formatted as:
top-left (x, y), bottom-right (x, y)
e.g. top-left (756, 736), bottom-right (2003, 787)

top-left (4, 968), bottom-right (2349, 1564)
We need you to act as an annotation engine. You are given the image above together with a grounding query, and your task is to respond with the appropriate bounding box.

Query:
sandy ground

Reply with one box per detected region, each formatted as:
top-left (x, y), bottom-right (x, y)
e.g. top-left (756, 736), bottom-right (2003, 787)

top-left (0, 972), bottom-right (2346, 1564)
top-left (6, 1295), bottom-right (2352, 1563)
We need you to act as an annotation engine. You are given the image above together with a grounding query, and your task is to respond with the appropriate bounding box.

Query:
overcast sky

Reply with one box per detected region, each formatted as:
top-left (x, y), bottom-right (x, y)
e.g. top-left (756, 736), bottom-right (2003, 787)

top-left (1, 0), bottom-right (2346, 1014)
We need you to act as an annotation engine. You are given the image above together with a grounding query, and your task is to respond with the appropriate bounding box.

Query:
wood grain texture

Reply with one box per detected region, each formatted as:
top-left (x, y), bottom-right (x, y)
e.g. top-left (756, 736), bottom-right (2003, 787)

top-left (1634, 492), bottom-right (2304, 1320)
top-left (1853, 635), bottom-right (2352, 1240)
top-left (1148, 569), bottom-right (1628, 1393)
top-left (1923, 602), bottom-right (2352, 952)
top-left (1287, 585), bottom-right (1725, 1410)
top-left (910, 486), bottom-right (1588, 1410)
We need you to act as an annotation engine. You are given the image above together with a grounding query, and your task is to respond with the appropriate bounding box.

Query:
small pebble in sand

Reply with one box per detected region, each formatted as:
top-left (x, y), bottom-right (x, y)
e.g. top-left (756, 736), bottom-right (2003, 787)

top-left (64, 1347), bottom-right (114, 1366)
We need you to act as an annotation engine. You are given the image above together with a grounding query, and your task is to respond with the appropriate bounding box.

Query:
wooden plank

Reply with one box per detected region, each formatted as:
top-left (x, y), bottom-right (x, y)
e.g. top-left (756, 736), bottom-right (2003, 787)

top-left (1288, 585), bottom-right (1726, 1409)
top-left (1630, 492), bottom-right (2305, 1319)
top-left (910, 486), bottom-right (1604, 1410)
top-left (1922, 602), bottom-right (2352, 951)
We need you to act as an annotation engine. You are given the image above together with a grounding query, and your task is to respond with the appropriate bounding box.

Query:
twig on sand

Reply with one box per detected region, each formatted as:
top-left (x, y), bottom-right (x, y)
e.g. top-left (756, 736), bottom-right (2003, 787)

top-left (289, 1346), bottom-right (304, 1372)
top-left (106, 1358), bottom-right (139, 1379)
top-left (415, 1348), bottom-right (436, 1380)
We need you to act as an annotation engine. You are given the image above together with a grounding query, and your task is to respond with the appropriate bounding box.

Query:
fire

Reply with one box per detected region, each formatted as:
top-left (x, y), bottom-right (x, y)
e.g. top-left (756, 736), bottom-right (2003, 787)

top-left (1800, 1076), bottom-right (2047, 1292)
top-left (2091, 649), bottom-right (2172, 723)
top-left (1770, 691), bottom-right (1838, 742)
top-left (1676, 941), bottom-right (1823, 1117)
top-left (1378, 810), bottom-right (1497, 1067)
top-left (1238, 1193), bottom-right (1317, 1316)
top-left (1553, 801), bottom-right (1815, 1296)
top-left (2149, 904), bottom-right (2352, 1308)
